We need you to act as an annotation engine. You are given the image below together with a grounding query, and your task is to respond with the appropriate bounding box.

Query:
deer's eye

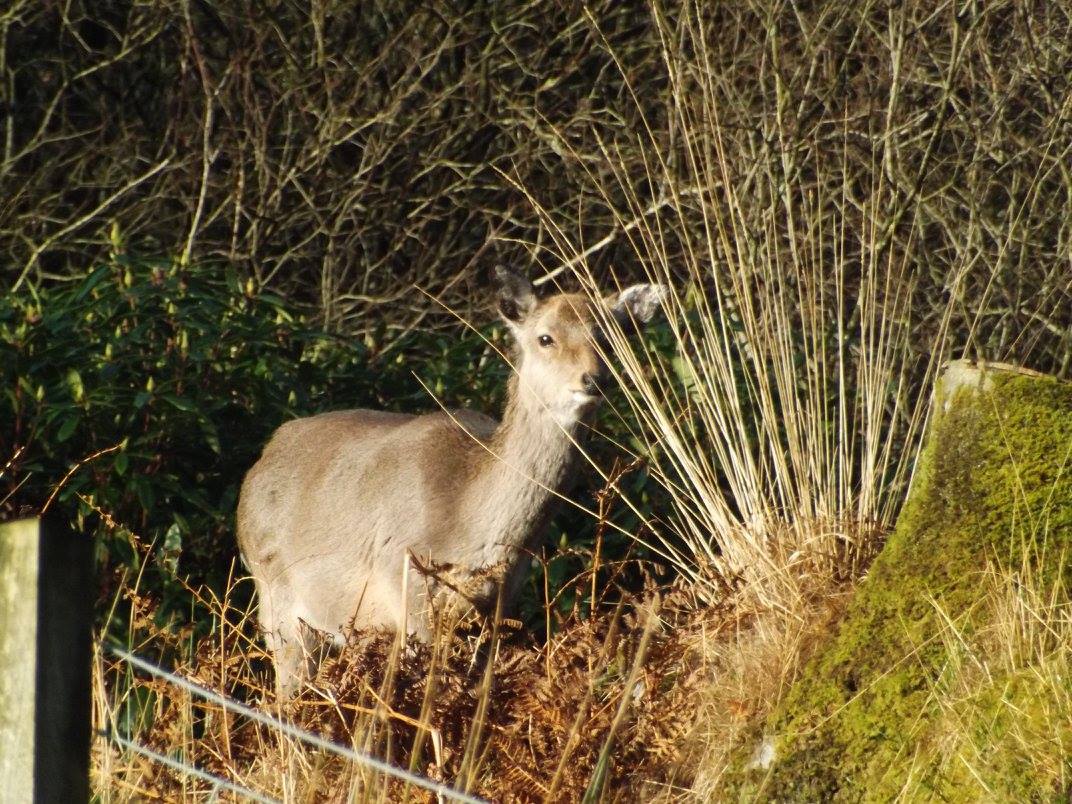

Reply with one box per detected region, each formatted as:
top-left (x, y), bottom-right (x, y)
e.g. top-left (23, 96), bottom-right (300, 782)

top-left (538, 334), bottom-right (555, 348)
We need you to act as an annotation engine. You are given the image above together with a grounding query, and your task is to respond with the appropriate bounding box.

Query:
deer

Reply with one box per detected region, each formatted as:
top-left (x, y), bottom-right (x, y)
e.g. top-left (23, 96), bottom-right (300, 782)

top-left (236, 268), bottom-right (664, 695)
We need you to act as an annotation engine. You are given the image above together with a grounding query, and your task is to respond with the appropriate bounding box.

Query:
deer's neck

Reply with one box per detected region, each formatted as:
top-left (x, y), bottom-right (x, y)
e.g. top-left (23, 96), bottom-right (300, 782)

top-left (471, 378), bottom-right (583, 568)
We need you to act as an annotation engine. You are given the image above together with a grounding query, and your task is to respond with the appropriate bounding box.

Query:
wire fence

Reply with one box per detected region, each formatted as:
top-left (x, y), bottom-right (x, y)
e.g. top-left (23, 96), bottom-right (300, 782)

top-left (99, 728), bottom-right (280, 804)
top-left (102, 643), bottom-right (487, 804)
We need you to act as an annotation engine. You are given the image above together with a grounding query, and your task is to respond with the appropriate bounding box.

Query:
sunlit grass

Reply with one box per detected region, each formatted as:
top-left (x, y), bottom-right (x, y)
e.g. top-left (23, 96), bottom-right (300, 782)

top-left (900, 559), bottom-right (1072, 800)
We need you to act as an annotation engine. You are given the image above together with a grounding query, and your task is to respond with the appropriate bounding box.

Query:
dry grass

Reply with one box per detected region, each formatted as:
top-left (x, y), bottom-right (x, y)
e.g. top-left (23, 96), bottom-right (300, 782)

top-left (91, 555), bottom-right (724, 802)
top-left (86, 475), bottom-right (880, 801)
top-left (896, 559), bottom-right (1072, 799)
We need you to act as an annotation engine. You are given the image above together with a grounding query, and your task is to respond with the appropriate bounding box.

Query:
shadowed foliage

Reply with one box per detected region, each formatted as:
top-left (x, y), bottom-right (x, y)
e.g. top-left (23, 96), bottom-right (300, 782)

top-left (2, 1), bottom-right (1070, 371)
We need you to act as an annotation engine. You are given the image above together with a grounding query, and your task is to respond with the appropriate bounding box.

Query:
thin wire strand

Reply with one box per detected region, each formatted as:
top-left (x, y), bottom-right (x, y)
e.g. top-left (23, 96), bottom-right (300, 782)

top-left (107, 645), bottom-right (487, 804)
top-left (101, 729), bottom-right (280, 804)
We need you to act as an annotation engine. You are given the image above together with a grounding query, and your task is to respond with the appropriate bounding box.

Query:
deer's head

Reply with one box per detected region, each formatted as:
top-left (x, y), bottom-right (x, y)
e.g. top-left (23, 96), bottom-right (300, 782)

top-left (495, 267), bottom-right (664, 426)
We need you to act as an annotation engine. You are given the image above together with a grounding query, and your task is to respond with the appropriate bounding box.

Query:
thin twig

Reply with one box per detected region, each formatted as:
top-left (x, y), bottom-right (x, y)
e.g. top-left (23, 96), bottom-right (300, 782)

top-left (40, 443), bottom-right (122, 515)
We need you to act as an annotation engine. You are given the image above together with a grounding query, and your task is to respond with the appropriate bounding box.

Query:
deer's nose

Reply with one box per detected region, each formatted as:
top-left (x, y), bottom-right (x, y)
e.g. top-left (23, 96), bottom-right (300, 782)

top-left (581, 373), bottom-right (599, 395)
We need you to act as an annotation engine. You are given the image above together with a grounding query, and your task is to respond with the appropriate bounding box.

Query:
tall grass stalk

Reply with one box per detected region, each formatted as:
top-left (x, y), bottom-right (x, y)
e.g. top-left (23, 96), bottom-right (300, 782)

top-left (513, 2), bottom-right (995, 623)
top-left (494, 5), bottom-right (1072, 790)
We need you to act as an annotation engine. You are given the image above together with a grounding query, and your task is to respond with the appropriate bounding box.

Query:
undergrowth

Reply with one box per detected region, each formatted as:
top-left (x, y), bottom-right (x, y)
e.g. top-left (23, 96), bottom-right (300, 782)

top-left (90, 507), bottom-right (717, 802)
top-left (0, 254), bottom-right (666, 640)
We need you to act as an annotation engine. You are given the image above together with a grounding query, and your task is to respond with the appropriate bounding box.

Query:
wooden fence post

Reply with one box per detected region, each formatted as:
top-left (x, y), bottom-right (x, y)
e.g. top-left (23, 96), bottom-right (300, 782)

top-left (0, 517), bottom-right (92, 803)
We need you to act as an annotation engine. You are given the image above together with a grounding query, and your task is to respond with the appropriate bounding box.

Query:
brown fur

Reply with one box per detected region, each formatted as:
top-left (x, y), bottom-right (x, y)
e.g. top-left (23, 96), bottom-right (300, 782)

top-left (236, 275), bottom-right (663, 694)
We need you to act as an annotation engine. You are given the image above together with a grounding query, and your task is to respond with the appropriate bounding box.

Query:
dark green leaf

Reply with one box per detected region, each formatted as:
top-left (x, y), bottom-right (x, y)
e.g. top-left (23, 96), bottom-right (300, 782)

top-left (161, 394), bottom-right (197, 413)
top-left (56, 414), bottom-right (79, 442)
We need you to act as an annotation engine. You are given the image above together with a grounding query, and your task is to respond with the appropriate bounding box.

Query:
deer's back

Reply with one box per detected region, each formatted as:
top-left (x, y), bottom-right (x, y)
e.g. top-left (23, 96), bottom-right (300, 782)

top-left (236, 407), bottom-right (499, 581)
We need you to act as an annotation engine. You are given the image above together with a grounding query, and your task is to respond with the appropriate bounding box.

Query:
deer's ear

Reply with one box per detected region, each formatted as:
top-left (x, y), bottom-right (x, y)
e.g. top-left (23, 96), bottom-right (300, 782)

top-left (494, 267), bottom-right (537, 323)
top-left (607, 284), bottom-right (666, 327)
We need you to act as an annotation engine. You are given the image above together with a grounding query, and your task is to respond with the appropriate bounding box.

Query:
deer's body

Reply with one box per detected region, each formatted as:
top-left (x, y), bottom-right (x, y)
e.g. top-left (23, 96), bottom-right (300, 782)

top-left (237, 272), bottom-right (662, 695)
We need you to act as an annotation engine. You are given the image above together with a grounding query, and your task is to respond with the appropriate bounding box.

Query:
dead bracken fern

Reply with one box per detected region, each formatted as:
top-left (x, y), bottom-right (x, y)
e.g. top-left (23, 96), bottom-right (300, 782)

top-left (89, 480), bottom-right (865, 802)
top-left (93, 550), bottom-right (726, 802)
top-left (80, 469), bottom-right (729, 802)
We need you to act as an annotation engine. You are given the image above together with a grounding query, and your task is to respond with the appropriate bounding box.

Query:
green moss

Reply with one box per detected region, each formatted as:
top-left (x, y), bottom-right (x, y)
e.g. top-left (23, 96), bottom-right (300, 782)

top-left (728, 365), bottom-right (1072, 801)
top-left (928, 657), bottom-right (1072, 799)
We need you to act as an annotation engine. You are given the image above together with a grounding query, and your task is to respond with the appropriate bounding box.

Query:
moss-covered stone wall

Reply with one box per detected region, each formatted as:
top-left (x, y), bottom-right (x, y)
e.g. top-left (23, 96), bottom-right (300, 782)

top-left (730, 361), bottom-right (1072, 801)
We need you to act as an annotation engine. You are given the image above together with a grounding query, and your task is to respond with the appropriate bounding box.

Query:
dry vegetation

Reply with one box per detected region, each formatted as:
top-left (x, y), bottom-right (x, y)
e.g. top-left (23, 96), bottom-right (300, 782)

top-left (918, 560), bottom-right (1072, 798)
top-left (5, 0), bottom-right (1072, 800)
top-left (92, 520), bottom-right (721, 802)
